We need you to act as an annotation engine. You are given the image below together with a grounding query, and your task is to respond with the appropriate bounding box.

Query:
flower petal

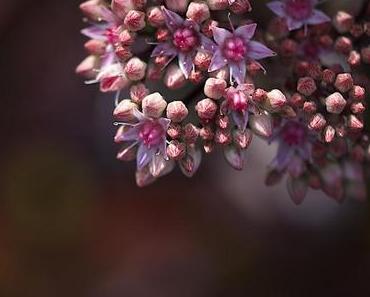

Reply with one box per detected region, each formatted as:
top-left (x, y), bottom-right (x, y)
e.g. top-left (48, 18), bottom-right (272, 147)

top-left (151, 42), bottom-right (178, 57)
top-left (162, 7), bottom-right (184, 31)
top-left (306, 10), bottom-right (331, 25)
top-left (200, 34), bottom-right (217, 53)
top-left (179, 146), bottom-right (202, 177)
top-left (81, 25), bottom-right (108, 40)
top-left (120, 125), bottom-right (141, 141)
top-left (232, 110), bottom-right (249, 131)
top-left (137, 144), bottom-right (154, 169)
top-left (212, 27), bottom-right (233, 45)
top-left (287, 176), bottom-right (308, 205)
top-left (208, 49), bottom-right (228, 72)
top-left (266, 1), bottom-right (286, 17)
top-left (178, 52), bottom-right (193, 78)
top-left (248, 41), bottom-right (276, 60)
top-left (286, 18), bottom-right (304, 31)
top-left (235, 23), bottom-right (257, 41)
top-left (230, 62), bottom-right (246, 85)
top-left (224, 145), bottom-right (245, 171)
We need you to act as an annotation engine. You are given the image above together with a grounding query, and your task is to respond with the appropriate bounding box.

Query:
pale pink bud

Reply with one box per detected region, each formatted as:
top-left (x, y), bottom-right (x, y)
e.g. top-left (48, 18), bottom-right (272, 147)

top-left (333, 11), bottom-right (354, 33)
top-left (303, 101), bottom-right (317, 114)
top-left (266, 89), bottom-right (287, 111)
top-left (115, 45), bottom-right (133, 61)
top-left (166, 101), bottom-right (188, 122)
top-left (194, 51), bottom-right (212, 70)
top-left (80, 0), bottom-right (105, 20)
top-left (195, 98), bottom-right (218, 120)
top-left (350, 102), bottom-right (365, 114)
top-left (252, 88), bottom-right (267, 103)
top-left (75, 55), bottom-right (98, 78)
top-left (97, 64), bottom-right (129, 92)
top-left (200, 126), bottom-right (214, 141)
top-left (249, 114), bottom-right (272, 138)
top-left (84, 39), bottom-right (106, 55)
top-left (130, 83), bottom-right (149, 104)
top-left (309, 113), bottom-right (326, 131)
top-left (119, 30), bottom-right (136, 46)
top-left (289, 93), bottom-right (305, 108)
top-left (216, 115), bottom-right (230, 129)
top-left (204, 78), bottom-right (226, 100)
top-left (322, 69), bottom-right (336, 84)
top-left (230, 0), bottom-right (252, 14)
top-left (142, 92), bottom-right (167, 118)
top-left (323, 125), bottom-right (335, 143)
top-left (113, 99), bottom-right (138, 121)
top-left (165, 0), bottom-right (189, 13)
top-left (147, 6), bottom-right (165, 27)
top-left (167, 123), bottom-right (182, 139)
top-left (233, 129), bottom-right (253, 149)
top-left (325, 92), bottom-right (347, 114)
top-left (124, 57), bottom-right (147, 81)
top-left (207, 0), bottom-right (228, 10)
top-left (347, 50), bottom-right (361, 67)
top-left (112, 0), bottom-right (135, 19)
top-left (334, 36), bottom-right (353, 54)
top-left (189, 70), bottom-right (203, 84)
top-left (215, 129), bottom-right (232, 145)
top-left (124, 10), bottom-right (146, 31)
top-left (347, 115), bottom-right (363, 130)
top-left (167, 141), bottom-right (186, 160)
top-left (349, 85), bottom-right (365, 101)
top-left (186, 1), bottom-right (210, 23)
top-left (297, 77), bottom-right (317, 96)
top-left (164, 65), bottom-right (186, 89)
top-left (335, 73), bottom-right (353, 93)
top-left (183, 123), bottom-right (199, 143)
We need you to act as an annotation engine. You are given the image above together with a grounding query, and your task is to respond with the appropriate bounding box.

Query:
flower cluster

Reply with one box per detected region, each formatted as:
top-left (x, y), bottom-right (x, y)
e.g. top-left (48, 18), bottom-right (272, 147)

top-left (77, 0), bottom-right (370, 204)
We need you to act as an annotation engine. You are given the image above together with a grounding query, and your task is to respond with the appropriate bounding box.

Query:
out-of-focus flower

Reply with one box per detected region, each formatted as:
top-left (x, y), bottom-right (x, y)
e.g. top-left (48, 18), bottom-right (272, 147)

top-left (267, 0), bottom-right (330, 31)
top-left (151, 7), bottom-right (215, 78)
top-left (208, 23), bottom-right (275, 84)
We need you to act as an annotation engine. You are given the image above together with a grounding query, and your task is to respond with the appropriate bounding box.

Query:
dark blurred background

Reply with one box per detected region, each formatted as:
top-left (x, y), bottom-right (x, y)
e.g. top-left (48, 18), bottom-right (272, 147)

top-left (1, 0), bottom-right (370, 296)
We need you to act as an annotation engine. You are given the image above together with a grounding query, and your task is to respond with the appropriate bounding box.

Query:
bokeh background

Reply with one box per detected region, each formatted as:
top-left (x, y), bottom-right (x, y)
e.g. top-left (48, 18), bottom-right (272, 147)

top-left (1, 0), bottom-right (370, 296)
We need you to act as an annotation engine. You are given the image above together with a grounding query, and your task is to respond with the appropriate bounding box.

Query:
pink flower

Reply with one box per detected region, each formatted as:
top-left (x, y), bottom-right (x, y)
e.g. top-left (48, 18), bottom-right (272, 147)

top-left (115, 109), bottom-right (171, 169)
top-left (151, 7), bottom-right (215, 78)
top-left (208, 23), bottom-right (275, 84)
top-left (267, 0), bottom-right (330, 31)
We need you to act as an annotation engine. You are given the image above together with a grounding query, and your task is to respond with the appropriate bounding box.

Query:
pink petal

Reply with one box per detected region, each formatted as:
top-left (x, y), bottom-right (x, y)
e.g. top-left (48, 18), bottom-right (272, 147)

top-left (212, 27), bottom-right (233, 45)
top-left (235, 23), bottom-right (257, 41)
top-left (162, 7), bottom-right (184, 31)
top-left (81, 26), bottom-right (107, 40)
top-left (149, 154), bottom-right (168, 177)
top-left (137, 144), bottom-right (155, 169)
top-left (208, 49), bottom-right (228, 72)
top-left (120, 125), bottom-right (140, 141)
top-left (200, 35), bottom-right (217, 53)
top-left (178, 52), bottom-right (193, 78)
top-left (248, 41), bottom-right (276, 60)
top-left (306, 10), bottom-right (331, 25)
top-left (266, 1), bottom-right (286, 17)
top-left (231, 110), bottom-right (249, 131)
top-left (230, 62), bottom-right (246, 85)
top-left (286, 18), bottom-right (304, 31)
top-left (151, 42), bottom-right (178, 57)
top-left (224, 145), bottom-right (245, 171)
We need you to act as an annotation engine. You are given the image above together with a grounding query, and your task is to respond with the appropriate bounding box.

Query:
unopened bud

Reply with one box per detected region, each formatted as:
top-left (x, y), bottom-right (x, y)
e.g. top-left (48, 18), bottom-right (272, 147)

top-left (186, 1), bottom-right (210, 23)
top-left (309, 113), bottom-right (326, 131)
top-left (207, 0), bottom-right (228, 10)
top-left (200, 126), bottom-right (214, 141)
top-left (194, 51), bottom-right (212, 70)
top-left (249, 114), bottom-right (272, 138)
top-left (183, 123), bottom-right (199, 143)
top-left (164, 65), bottom-right (186, 89)
top-left (325, 92), bottom-right (346, 114)
top-left (165, 0), bottom-right (189, 12)
top-left (167, 123), bottom-right (182, 139)
top-left (333, 11), bottom-right (354, 33)
top-left (349, 85), bottom-right (365, 101)
top-left (347, 50), bottom-right (361, 67)
top-left (195, 98), bottom-right (218, 120)
top-left (124, 10), bottom-right (146, 31)
top-left (124, 57), bottom-right (147, 81)
top-left (350, 102), bottom-right (365, 114)
top-left (130, 83), bottom-right (149, 104)
top-left (303, 101), bottom-right (317, 113)
top-left (216, 115), bottom-right (230, 129)
top-left (233, 129), bottom-right (253, 149)
top-left (347, 115), bottom-right (363, 130)
top-left (335, 73), bottom-right (353, 93)
top-left (215, 128), bottom-right (232, 145)
top-left (252, 88), bottom-right (267, 103)
top-left (322, 69), bottom-right (336, 84)
top-left (142, 92), bottom-right (167, 118)
top-left (204, 78), bottom-right (226, 99)
top-left (147, 6), bottom-right (164, 27)
top-left (167, 141), bottom-right (186, 160)
top-left (84, 39), bottom-right (106, 55)
top-left (323, 125), bottom-right (335, 143)
top-left (290, 93), bottom-right (305, 107)
top-left (334, 36), bottom-right (353, 54)
top-left (119, 29), bottom-right (136, 46)
top-left (166, 101), bottom-right (188, 122)
top-left (75, 55), bottom-right (98, 78)
top-left (113, 99), bottom-right (137, 121)
top-left (266, 89), bottom-right (287, 110)
top-left (297, 77), bottom-right (317, 96)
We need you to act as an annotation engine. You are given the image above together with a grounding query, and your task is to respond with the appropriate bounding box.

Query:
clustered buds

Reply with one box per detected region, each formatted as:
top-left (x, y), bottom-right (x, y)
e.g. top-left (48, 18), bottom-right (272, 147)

top-left (77, 0), bottom-right (370, 203)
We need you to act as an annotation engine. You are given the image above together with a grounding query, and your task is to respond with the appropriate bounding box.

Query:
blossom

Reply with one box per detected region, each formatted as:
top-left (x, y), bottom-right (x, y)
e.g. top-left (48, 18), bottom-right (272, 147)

top-left (270, 120), bottom-right (313, 175)
top-left (208, 23), bottom-right (275, 84)
top-left (151, 7), bottom-right (215, 78)
top-left (267, 0), bottom-right (330, 31)
top-left (114, 108), bottom-right (171, 170)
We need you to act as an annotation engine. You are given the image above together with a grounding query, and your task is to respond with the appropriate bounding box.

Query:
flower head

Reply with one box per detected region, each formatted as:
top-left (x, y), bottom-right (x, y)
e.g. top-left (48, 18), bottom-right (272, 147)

top-left (267, 0), bottom-right (330, 31)
top-left (208, 23), bottom-right (275, 84)
top-left (114, 107), bottom-right (171, 170)
top-left (151, 7), bottom-right (215, 78)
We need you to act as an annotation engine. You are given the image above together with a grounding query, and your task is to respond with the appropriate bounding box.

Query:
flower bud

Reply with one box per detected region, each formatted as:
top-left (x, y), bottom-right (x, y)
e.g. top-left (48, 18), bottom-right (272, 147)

top-left (165, 0), bottom-right (189, 12)
top-left (280, 39), bottom-right (298, 57)
top-left (333, 11), bottom-right (353, 33)
top-left (97, 63), bottom-right (129, 92)
top-left (361, 46), bottom-right (370, 63)
top-left (167, 141), bottom-right (186, 160)
top-left (75, 55), bottom-right (98, 78)
top-left (124, 10), bottom-right (146, 31)
top-left (164, 65), bottom-right (186, 89)
top-left (156, 28), bottom-right (170, 42)
top-left (112, 0), bottom-right (135, 19)
top-left (335, 73), bottom-right (353, 93)
top-left (115, 45), bottom-right (133, 61)
top-left (130, 83), bottom-right (149, 104)
top-left (325, 92), bottom-right (347, 114)
top-left (230, 0), bottom-right (252, 14)
top-left (204, 78), bottom-right (226, 99)
top-left (322, 69), bottom-right (336, 84)
top-left (303, 101), bottom-right (317, 113)
top-left (124, 57), bottom-right (147, 81)
top-left (195, 98), bottom-right (218, 120)
top-left (167, 123), bottom-right (182, 139)
top-left (266, 89), bottom-right (287, 111)
top-left (252, 88), bottom-right (267, 103)
top-left (189, 70), bottom-right (203, 84)
top-left (166, 101), bottom-right (188, 122)
top-left (186, 2), bottom-right (210, 23)
top-left (84, 39), bottom-right (106, 55)
top-left (80, 0), bottom-right (105, 20)
top-left (203, 142), bottom-right (214, 153)
top-left (210, 66), bottom-right (229, 80)
top-left (323, 125), bottom-right (335, 143)
top-left (350, 102), bottom-right (365, 114)
top-left (309, 113), bottom-right (326, 131)
top-left (201, 19), bottom-right (219, 37)
top-left (233, 129), bottom-right (253, 149)
top-left (349, 85), bottom-right (365, 101)
top-left (194, 51), bottom-right (212, 70)
top-left (119, 29), bottom-right (136, 46)
top-left (142, 92), bottom-right (167, 118)
top-left (200, 126), bottom-right (214, 141)
top-left (215, 129), bottom-right (232, 145)
top-left (179, 145), bottom-right (202, 177)
top-left (297, 77), bottom-right (317, 96)
top-left (216, 115), bottom-right (230, 129)
top-left (207, 0), bottom-right (228, 10)
top-left (347, 115), bottom-right (363, 130)
top-left (113, 99), bottom-right (137, 121)
top-left (347, 50), bottom-right (361, 67)
top-left (147, 6), bottom-right (165, 27)
top-left (334, 36), bottom-right (353, 54)
top-left (183, 123), bottom-right (199, 143)
top-left (289, 93), bottom-right (305, 108)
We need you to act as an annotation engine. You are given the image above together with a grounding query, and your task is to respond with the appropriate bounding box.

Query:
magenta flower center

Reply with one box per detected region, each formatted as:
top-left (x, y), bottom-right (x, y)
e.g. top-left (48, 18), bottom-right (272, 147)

top-left (139, 120), bottom-right (165, 147)
top-left (281, 122), bottom-right (307, 146)
top-left (227, 90), bottom-right (248, 112)
top-left (173, 27), bottom-right (199, 52)
top-left (223, 36), bottom-right (248, 62)
top-left (105, 27), bottom-right (120, 44)
top-left (285, 0), bottom-right (313, 20)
